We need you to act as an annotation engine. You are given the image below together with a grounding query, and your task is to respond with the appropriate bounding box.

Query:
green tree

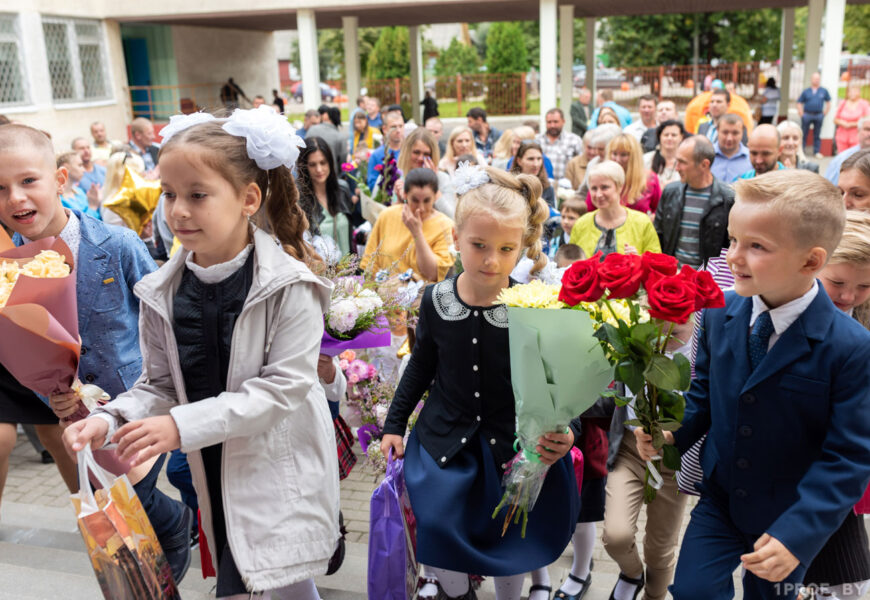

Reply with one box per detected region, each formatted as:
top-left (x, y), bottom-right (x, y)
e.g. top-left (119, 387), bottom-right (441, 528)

top-left (844, 5), bottom-right (870, 53)
top-left (484, 22), bottom-right (529, 115)
top-left (435, 38), bottom-right (481, 77)
top-left (485, 22), bottom-right (530, 73)
top-left (366, 26), bottom-right (410, 80)
top-left (601, 10), bottom-right (781, 67)
top-left (472, 20), bottom-right (586, 71)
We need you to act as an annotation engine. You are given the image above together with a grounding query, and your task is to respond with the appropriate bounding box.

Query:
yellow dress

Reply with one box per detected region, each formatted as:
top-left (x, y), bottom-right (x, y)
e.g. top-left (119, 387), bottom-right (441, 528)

top-left (360, 204), bottom-right (455, 282)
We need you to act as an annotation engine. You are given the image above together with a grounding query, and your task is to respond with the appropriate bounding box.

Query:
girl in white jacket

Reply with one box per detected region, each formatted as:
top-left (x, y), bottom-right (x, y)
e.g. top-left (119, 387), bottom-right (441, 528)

top-left (64, 107), bottom-right (340, 600)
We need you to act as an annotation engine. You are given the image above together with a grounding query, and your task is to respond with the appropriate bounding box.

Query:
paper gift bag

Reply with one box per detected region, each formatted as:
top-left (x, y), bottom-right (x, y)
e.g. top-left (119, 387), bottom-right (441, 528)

top-left (368, 451), bottom-right (418, 600)
top-left (71, 446), bottom-right (180, 600)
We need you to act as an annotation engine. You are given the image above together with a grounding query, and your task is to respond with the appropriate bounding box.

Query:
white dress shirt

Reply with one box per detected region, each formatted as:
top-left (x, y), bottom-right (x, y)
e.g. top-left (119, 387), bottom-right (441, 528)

top-left (749, 281), bottom-right (819, 350)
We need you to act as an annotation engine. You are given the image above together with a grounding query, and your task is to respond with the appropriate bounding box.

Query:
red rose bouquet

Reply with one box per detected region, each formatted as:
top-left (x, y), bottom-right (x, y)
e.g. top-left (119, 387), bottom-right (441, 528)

top-left (559, 251), bottom-right (725, 501)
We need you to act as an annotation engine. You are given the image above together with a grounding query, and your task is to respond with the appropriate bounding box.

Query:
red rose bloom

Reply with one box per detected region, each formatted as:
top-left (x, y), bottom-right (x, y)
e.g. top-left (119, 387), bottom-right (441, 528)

top-left (559, 252), bottom-right (604, 305)
top-left (694, 270), bottom-right (726, 310)
top-left (598, 253), bottom-right (644, 299)
top-left (641, 252), bottom-right (679, 288)
top-left (647, 266), bottom-right (698, 324)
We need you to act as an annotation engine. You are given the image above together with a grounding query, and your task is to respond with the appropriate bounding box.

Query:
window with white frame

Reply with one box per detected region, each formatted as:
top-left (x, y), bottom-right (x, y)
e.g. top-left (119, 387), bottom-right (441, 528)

top-left (41, 17), bottom-right (109, 103)
top-left (0, 14), bottom-right (28, 107)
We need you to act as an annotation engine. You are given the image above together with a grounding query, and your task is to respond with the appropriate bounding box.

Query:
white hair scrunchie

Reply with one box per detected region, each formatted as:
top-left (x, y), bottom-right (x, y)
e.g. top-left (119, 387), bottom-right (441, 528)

top-left (158, 105), bottom-right (306, 171)
top-left (452, 160), bottom-right (490, 196)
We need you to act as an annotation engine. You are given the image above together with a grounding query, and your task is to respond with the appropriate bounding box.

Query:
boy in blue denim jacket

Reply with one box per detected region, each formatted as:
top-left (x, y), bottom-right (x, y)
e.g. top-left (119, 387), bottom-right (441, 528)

top-left (0, 124), bottom-right (192, 582)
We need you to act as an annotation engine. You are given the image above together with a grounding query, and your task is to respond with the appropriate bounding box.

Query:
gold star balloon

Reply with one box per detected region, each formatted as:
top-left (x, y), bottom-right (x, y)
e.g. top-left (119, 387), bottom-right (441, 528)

top-left (103, 166), bottom-right (162, 235)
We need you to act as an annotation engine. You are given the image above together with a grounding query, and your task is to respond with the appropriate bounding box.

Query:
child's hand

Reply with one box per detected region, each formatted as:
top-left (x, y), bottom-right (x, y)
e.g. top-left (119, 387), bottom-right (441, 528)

top-left (63, 417), bottom-right (110, 453)
top-left (634, 428), bottom-right (674, 461)
top-left (50, 391), bottom-right (81, 420)
top-left (624, 243), bottom-right (639, 255)
top-left (741, 534), bottom-right (800, 582)
top-left (380, 434), bottom-right (405, 459)
top-left (535, 429), bottom-right (574, 465)
top-left (113, 415), bottom-right (181, 467)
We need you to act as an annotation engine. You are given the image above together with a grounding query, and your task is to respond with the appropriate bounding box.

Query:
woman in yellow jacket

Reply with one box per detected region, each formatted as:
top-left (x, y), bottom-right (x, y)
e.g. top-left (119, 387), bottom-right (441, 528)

top-left (569, 160), bottom-right (661, 257)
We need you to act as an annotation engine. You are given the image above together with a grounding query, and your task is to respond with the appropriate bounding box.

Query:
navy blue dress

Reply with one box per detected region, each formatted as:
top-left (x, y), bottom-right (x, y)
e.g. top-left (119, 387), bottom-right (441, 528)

top-left (384, 277), bottom-right (579, 576)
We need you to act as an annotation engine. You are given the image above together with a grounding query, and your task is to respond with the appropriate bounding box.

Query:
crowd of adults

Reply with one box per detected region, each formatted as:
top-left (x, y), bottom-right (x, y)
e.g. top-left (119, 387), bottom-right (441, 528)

top-left (2, 66), bottom-right (870, 600)
top-left (283, 73), bottom-right (870, 290)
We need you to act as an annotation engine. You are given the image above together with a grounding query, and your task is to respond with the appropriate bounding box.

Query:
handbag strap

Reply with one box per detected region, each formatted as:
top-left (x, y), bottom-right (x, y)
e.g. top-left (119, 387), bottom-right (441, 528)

top-left (76, 444), bottom-right (115, 514)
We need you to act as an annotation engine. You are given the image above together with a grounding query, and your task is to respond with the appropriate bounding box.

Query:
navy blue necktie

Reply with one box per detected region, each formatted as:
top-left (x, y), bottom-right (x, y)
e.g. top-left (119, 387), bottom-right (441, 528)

top-left (749, 311), bottom-right (775, 371)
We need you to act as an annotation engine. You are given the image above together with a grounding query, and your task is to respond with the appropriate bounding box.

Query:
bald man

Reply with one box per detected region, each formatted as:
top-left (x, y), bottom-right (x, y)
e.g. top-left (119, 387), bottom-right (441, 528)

top-left (738, 124), bottom-right (784, 179)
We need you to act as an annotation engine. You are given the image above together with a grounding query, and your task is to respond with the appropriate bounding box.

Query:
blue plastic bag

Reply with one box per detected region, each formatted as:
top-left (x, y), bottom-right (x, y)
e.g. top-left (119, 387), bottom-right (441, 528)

top-left (368, 451), bottom-right (418, 600)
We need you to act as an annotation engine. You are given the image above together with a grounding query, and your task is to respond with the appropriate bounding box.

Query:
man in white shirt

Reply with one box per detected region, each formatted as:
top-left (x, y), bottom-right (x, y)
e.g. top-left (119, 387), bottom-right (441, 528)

top-left (625, 94), bottom-right (658, 142)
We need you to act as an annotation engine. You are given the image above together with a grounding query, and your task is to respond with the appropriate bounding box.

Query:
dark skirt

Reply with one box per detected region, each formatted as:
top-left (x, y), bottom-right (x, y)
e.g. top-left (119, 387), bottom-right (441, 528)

top-left (578, 476), bottom-right (606, 523)
top-left (0, 364), bottom-right (57, 425)
top-left (201, 442), bottom-right (247, 597)
top-left (405, 429), bottom-right (579, 576)
top-left (805, 511), bottom-right (870, 586)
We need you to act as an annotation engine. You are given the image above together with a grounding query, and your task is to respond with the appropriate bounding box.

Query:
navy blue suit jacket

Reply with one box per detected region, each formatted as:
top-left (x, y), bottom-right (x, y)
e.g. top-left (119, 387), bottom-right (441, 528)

top-left (673, 286), bottom-right (870, 565)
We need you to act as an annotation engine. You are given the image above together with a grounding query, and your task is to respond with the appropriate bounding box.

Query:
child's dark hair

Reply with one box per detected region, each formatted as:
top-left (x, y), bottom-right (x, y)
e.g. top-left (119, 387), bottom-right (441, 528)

top-left (555, 243), bottom-right (585, 264)
top-left (456, 153), bottom-right (477, 164)
top-left (158, 121), bottom-right (317, 265)
top-left (404, 168), bottom-right (439, 194)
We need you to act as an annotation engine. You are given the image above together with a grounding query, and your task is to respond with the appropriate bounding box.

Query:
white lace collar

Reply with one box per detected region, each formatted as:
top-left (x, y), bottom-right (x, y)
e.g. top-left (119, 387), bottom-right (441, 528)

top-left (186, 244), bottom-right (253, 284)
top-left (431, 277), bottom-right (509, 328)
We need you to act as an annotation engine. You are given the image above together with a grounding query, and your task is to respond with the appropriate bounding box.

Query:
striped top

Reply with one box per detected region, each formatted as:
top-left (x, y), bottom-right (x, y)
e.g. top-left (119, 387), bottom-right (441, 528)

top-left (674, 185), bottom-right (712, 268)
top-left (677, 248), bottom-right (735, 495)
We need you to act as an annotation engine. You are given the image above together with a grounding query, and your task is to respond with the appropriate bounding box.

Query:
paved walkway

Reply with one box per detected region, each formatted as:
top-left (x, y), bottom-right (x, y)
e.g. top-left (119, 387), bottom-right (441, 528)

top-left (0, 429), bottom-right (750, 600)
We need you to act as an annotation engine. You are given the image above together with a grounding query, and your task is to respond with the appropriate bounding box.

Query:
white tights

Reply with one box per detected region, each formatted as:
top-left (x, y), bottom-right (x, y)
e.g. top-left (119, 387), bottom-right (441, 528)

top-left (429, 567), bottom-right (526, 600)
top-left (217, 577), bottom-right (320, 600)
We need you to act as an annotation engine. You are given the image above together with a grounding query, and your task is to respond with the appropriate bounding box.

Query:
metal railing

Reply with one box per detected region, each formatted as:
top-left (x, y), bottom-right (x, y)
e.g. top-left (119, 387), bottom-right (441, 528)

top-left (127, 83), bottom-right (226, 121)
top-left (129, 60), bottom-right (870, 122)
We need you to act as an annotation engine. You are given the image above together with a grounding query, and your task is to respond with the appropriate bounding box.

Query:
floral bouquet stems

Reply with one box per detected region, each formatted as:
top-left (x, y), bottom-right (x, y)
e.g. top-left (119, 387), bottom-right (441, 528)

top-left (493, 282), bottom-right (613, 536)
top-left (559, 251), bottom-right (725, 502)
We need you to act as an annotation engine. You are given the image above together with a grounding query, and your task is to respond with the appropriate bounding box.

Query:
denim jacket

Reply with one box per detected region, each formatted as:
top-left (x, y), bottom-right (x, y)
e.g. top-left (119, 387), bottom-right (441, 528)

top-left (14, 211), bottom-right (156, 398)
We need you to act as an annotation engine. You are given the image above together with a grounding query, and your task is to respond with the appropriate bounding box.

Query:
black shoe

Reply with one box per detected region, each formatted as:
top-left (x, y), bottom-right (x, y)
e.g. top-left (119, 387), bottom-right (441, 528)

top-left (555, 572), bottom-right (592, 600)
top-left (607, 571), bottom-right (644, 600)
top-left (326, 510), bottom-right (347, 575)
top-left (162, 505), bottom-right (193, 585)
top-left (41, 450), bottom-right (54, 464)
top-left (529, 584), bottom-right (552, 598)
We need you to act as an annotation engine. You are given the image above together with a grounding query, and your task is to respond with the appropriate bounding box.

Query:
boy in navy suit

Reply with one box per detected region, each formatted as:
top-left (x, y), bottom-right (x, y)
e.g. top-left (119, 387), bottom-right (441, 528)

top-left (637, 169), bottom-right (870, 599)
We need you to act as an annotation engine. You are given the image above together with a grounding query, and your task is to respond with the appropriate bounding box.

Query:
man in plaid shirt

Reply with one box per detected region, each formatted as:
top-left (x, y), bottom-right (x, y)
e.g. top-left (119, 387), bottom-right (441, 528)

top-left (537, 108), bottom-right (584, 180)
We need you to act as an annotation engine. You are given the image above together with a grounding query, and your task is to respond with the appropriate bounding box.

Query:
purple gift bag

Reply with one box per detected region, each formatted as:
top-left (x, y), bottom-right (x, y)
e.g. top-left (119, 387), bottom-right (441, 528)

top-left (368, 451), bottom-right (418, 600)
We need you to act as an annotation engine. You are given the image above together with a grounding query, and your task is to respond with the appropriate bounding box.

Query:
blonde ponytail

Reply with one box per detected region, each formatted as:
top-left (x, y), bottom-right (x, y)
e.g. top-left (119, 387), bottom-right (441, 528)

top-left (514, 173), bottom-right (548, 275)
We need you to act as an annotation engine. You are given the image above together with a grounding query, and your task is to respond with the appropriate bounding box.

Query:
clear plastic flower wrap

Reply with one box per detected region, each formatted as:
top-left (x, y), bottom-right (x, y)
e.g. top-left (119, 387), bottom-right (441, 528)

top-left (491, 287), bottom-right (613, 536)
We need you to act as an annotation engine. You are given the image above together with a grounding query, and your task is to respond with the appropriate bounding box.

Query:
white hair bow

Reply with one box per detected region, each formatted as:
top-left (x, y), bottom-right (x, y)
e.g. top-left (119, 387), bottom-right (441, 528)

top-left (158, 106), bottom-right (305, 171)
top-left (452, 160), bottom-right (490, 196)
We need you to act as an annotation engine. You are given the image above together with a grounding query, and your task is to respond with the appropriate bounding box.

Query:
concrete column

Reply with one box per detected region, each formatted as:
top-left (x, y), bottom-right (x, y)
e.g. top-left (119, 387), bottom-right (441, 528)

top-left (539, 0), bottom-right (558, 130)
top-left (585, 18), bottom-right (595, 112)
top-left (559, 5), bottom-right (574, 132)
top-left (297, 9), bottom-right (320, 111)
top-left (342, 16), bottom-right (360, 107)
top-left (409, 25), bottom-right (424, 124)
top-left (778, 7), bottom-right (794, 119)
top-left (804, 0), bottom-right (823, 89)
top-left (819, 0), bottom-right (845, 154)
